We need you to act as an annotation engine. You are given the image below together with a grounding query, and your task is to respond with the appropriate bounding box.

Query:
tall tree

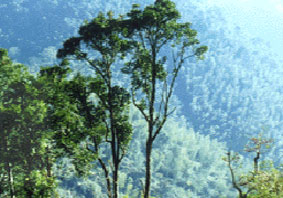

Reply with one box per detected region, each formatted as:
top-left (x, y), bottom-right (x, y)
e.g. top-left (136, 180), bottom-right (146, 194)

top-left (57, 11), bottom-right (133, 198)
top-left (121, 1), bottom-right (207, 197)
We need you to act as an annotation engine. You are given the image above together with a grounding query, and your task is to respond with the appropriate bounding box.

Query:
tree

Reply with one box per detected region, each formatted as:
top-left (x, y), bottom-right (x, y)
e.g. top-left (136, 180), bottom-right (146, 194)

top-left (57, 1), bottom-right (206, 197)
top-left (121, 1), bottom-right (207, 197)
top-left (57, 11), bottom-right (133, 198)
top-left (0, 48), bottom-right (18, 198)
top-left (0, 48), bottom-right (58, 198)
top-left (223, 135), bottom-right (282, 198)
top-left (37, 63), bottom-right (84, 158)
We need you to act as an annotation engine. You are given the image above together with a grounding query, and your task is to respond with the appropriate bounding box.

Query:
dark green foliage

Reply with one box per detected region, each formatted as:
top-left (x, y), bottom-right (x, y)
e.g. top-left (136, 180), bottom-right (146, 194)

top-left (38, 65), bottom-right (84, 156)
top-left (57, 8), bottom-right (134, 198)
top-left (0, 48), bottom-right (58, 197)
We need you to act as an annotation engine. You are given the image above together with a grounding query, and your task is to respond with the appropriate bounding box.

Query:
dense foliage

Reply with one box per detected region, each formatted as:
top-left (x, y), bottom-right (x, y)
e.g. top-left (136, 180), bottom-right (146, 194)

top-left (0, 0), bottom-right (282, 198)
top-left (0, 48), bottom-right (58, 197)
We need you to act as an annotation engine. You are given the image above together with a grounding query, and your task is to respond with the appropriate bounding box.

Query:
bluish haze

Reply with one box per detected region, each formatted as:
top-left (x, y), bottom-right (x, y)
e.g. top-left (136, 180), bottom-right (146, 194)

top-left (0, 0), bottom-right (282, 197)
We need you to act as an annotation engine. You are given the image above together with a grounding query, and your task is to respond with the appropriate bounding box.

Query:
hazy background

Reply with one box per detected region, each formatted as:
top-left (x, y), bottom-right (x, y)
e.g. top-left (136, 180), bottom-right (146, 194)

top-left (0, 0), bottom-right (282, 197)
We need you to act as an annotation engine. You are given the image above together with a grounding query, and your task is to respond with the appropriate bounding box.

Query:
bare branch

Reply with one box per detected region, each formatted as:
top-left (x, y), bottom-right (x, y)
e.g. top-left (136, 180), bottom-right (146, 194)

top-left (85, 57), bottom-right (108, 84)
top-left (118, 147), bottom-right (127, 163)
top-left (155, 78), bottom-right (167, 125)
top-left (98, 158), bottom-right (112, 198)
top-left (103, 118), bottom-right (112, 143)
top-left (132, 88), bottom-right (149, 122)
top-left (139, 31), bottom-right (146, 49)
top-left (227, 151), bottom-right (245, 197)
top-left (140, 179), bottom-right (145, 196)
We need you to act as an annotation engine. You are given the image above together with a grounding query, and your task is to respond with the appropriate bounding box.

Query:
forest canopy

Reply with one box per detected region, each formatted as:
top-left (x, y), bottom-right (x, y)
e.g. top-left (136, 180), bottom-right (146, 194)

top-left (0, 0), bottom-right (282, 198)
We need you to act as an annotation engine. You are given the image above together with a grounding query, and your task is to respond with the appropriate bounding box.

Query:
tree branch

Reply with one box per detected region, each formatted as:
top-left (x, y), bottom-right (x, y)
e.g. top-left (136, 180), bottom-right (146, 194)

top-left (131, 88), bottom-right (149, 122)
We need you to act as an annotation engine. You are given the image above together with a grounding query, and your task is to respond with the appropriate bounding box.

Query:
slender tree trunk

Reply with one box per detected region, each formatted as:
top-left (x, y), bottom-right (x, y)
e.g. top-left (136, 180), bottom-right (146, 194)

top-left (111, 141), bottom-right (121, 198)
top-left (44, 147), bottom-right (53, 198)
top-left (7, 162), bottom-right (15, 198)
top-left (113, 162), bottom-right (119, 198)
top-left (4, 133), bottom-right (16, 198)
top-left (110, 137), bottom-right (118, 198)
top-left (144, 47), bottom-right (157, 198)
top-left (0, 177), bottom-right (4, 195)
top-left (144, 138), bottom-right (153, 198)
top-left (227, 152), bottom-right (245, 198)
top-left (98, 159), bottom-right (112, 198)
top-left (24, 179), bottom-right (33, 198)
top-left (23, 168), bottom-right (34, 198)
top-left (46, 147), bottom-right (52, 178)
top-left (253, 151), bottom-right (260, 174)
top-left (108, 75), bottom-right (120, 198)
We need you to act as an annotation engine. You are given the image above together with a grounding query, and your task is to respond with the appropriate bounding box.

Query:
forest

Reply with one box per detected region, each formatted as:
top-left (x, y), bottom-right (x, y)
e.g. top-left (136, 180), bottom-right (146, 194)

top-left (0, 0), bottom-right (282, 197)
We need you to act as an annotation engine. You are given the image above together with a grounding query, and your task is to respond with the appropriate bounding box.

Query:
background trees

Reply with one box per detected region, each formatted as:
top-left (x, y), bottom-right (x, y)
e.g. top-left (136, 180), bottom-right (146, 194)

top-left (1, 0), bottom-right (282, 197)
top-left (1, 0), bottom-right (281, 159)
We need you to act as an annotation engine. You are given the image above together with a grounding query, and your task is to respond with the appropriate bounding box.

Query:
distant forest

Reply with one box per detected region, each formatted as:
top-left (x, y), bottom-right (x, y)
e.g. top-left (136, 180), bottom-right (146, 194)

top-left (0, 0), bottom-right (282, 198)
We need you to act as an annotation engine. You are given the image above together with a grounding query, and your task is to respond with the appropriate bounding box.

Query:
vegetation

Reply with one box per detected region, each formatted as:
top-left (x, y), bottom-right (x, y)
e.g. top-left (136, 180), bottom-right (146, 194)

top-left (0, 48), bottom-right (58, 197)
top-left (223, 135), bottom-right (283, 198)
top-left (0, 0), bottom-right (282, 198)
top-left (56, 0), bottom-right (207, 197)
top-left (121, 1), bottom-right (207, 197)
top-left (57, 8), bottom-right (133, 198)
